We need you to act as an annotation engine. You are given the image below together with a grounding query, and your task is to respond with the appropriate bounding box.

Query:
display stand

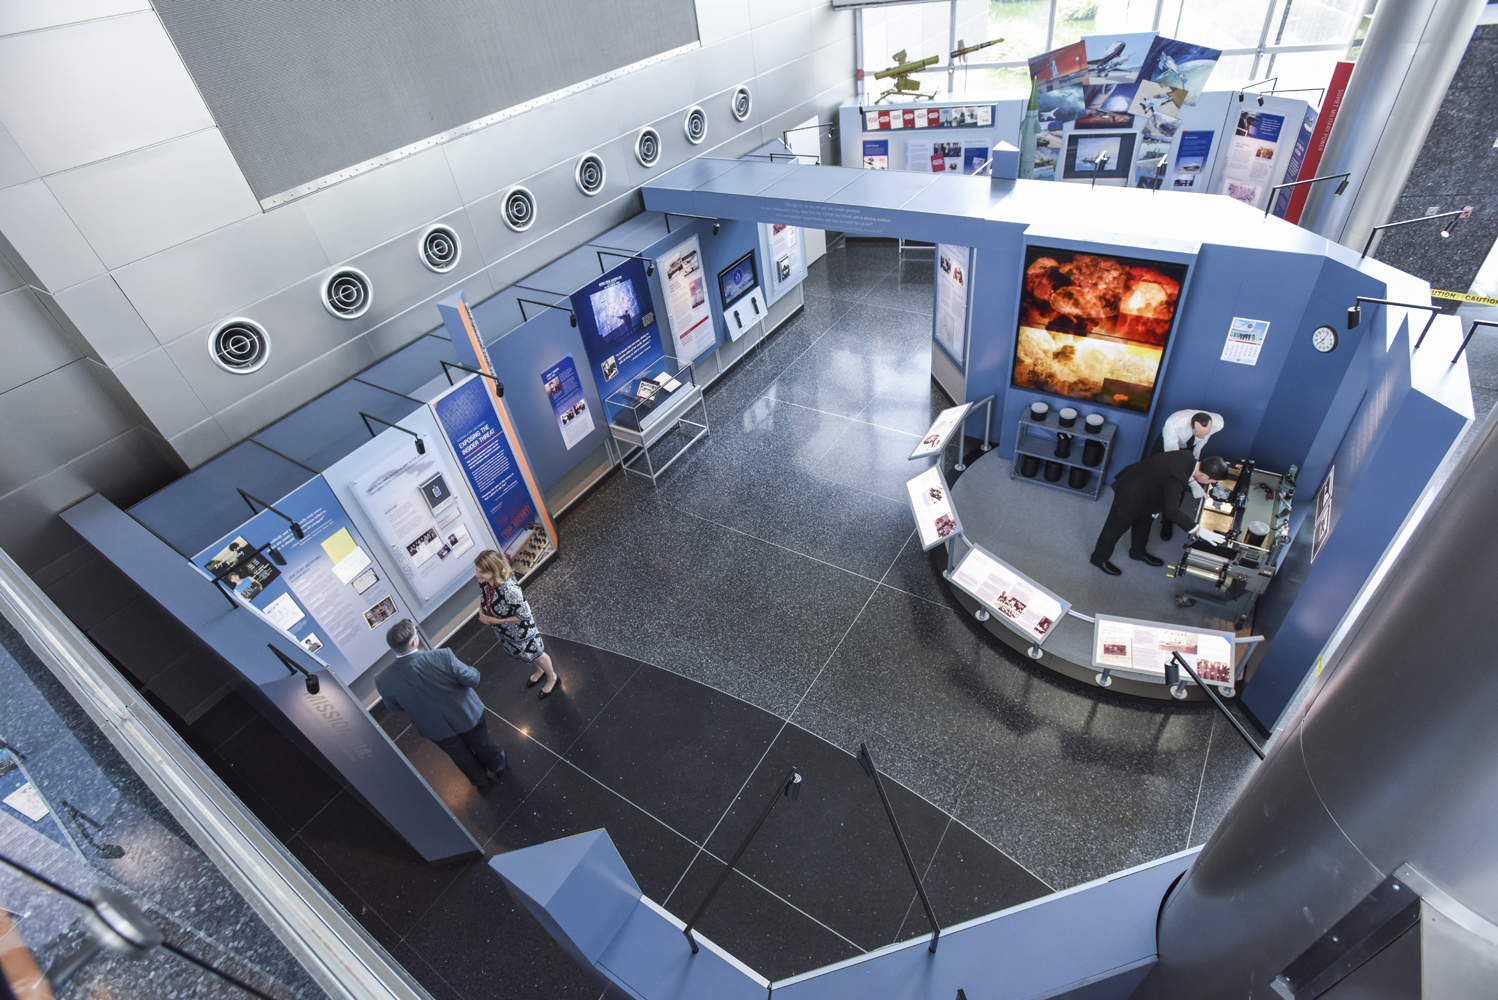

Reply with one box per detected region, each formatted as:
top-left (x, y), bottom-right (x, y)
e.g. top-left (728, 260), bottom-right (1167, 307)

top-left (1011, 415), bottom-right (1114, 500)
top-left (605, 362), bottom-right (710, 487)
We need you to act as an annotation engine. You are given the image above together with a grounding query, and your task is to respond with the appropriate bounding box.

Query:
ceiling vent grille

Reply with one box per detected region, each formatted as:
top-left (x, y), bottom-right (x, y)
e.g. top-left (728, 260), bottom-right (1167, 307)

top-left (575, 153), bottom-right (606, 196)
top-left (209, 318), bottom-right (270, 374)
top-left (636, 127), bottom-right (661, 167)
top-left (503, 186), bottom-right (537, 231)
top-left (321, 267), bottom-right (372, 319)
top-left (731, 85), bottom-right (752, 121)
top-left (419, 224), bottom-right (461, 272)
top-left (683, 106), bottom-right (707, 144)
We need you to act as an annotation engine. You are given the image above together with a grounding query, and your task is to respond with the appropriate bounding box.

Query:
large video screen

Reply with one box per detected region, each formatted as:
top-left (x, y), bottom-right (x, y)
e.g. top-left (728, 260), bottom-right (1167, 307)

top-left (1011, 245), bottom-right (1188, 413)
top-left (718, 252), bottom-right (758, 308)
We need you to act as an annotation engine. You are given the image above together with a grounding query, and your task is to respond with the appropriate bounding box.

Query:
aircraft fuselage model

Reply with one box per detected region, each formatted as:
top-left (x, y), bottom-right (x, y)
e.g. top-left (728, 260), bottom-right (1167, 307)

top-left (1088, 41), bottom-right (1128, 75)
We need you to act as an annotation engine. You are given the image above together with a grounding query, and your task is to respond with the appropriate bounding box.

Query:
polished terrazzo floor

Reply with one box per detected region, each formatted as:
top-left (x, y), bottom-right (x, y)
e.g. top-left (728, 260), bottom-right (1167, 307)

top-left (42, 240), bottom-right (1268, 1000)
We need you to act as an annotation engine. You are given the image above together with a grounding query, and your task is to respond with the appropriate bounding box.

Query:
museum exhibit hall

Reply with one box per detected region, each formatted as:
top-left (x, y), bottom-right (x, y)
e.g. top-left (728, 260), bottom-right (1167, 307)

top-left (2, 1), bottom-right (1498, 998)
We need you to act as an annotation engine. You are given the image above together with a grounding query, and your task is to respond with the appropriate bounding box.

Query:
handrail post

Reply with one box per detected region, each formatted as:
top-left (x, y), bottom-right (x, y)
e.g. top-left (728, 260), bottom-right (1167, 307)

top-left (858, 743), bottom-right (940, 952)
top-left (682, 767), bottom-right (801, 955)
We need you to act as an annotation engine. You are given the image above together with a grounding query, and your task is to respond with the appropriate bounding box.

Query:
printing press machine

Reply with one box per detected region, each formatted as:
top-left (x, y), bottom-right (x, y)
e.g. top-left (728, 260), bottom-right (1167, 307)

top-left (1168, 460), bottom-right (1296, 617)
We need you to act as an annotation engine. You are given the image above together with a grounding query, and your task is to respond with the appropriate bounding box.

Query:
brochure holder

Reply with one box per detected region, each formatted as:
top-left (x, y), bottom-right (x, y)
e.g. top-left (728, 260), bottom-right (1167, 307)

top-left (604, 361), bottom-right (710, 486)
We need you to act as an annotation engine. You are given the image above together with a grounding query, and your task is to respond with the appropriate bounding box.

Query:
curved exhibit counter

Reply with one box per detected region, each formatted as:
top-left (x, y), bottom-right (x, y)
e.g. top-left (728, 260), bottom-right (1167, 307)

top-left (947, 448), bottom-right (1251, 701)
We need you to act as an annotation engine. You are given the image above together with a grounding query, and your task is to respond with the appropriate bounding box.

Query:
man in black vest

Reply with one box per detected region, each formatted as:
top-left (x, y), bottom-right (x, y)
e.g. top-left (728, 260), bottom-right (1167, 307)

top-left (1090, 451), bottom-right (1230, 575)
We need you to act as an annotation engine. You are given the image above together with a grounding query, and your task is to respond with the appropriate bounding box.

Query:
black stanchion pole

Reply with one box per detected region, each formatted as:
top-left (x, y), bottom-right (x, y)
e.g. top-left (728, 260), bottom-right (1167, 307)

top-left (858, 743), bottom-right (941, 953)
top-left (1168, 652), bottom-right (1265, 760)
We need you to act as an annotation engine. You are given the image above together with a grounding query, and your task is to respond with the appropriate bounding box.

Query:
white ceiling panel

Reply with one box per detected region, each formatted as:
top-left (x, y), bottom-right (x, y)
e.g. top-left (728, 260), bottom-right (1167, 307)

top-left (0, 179), bottom-right (107, 291)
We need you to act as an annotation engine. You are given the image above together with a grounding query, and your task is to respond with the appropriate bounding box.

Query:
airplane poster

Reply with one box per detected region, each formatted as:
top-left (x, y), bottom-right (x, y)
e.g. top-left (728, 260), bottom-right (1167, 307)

top-left (1083, 33), bottom-right (1156, 84)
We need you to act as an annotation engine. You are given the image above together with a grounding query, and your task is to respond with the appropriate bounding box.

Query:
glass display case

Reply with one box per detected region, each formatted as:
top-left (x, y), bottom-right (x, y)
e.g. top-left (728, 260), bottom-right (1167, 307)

top-left (604, 360), bottom-right (710, 485)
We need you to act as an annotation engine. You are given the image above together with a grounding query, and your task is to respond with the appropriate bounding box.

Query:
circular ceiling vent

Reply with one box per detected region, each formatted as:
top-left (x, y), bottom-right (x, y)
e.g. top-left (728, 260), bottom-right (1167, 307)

top-left (419, 224), bottom-right (461, 273)
top-left (321, 267), bottom-right (372, 319)
top-left (209, 318), bottom-right (270, 375)
top-left (575, 153), bottom-right (606, 196)
top-left (730, 85), bottom-right (752, 122)
top-left (503, 186), bottom-right (536, 232)
top-left (636, 127), bottom-right (661, 167)
top-left (683, 106), bottom-right (707, 144)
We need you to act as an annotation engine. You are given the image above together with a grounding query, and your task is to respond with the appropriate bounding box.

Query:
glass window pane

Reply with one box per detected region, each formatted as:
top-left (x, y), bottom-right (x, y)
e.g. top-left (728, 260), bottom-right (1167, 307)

top-left (1052, 0), bottom-right (1099, 49)
top-left (1272, 0), bottom-right (1363, 46)
top-left (1264, 49), bottom-right (1345, 96)
top-left (1094, 0), bottom-right (1163, 34)
top-left (1171, 0), bottom-right (1276, 50)
top-left (1208, 53), bottom-right (1261, 89)
top-left (985, 0), bottom-right (1055, 63)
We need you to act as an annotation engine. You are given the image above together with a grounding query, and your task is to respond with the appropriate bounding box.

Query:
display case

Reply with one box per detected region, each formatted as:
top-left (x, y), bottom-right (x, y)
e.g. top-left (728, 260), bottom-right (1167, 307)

top-left (1011, 414), bottom-right (1115, 499)
top-left (604, 361), bottom-right (710, 486)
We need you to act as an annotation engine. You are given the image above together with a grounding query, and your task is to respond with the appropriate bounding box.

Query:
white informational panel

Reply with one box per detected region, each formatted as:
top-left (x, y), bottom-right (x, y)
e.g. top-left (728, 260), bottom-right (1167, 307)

top-left (949, 543), bottom-right (1069, 646)
top-left (905, 466), bottom-right (961, 551)
top-left (324, 406), bottom-right (501, 620)
top-left (934, 245), bottom-right (971, 369)
top-left (761, 222), bottom-right (807, 304)
top-left (910, 403), bottom-right (972, 460)
top-left (1092, 614), bottom-right (1235, 685)
top-left (659, 236), bottom-right (717, 363)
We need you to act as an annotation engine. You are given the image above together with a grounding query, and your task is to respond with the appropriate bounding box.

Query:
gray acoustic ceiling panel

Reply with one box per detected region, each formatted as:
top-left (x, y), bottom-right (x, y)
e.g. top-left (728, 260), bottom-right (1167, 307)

top-left (153, 0), bottom-right (700, 203)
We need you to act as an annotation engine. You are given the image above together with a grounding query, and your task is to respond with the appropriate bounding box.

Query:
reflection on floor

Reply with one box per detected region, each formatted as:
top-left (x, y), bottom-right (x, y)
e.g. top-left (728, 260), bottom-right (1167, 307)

top-left (43, 240), bottom-right (1269, 1000)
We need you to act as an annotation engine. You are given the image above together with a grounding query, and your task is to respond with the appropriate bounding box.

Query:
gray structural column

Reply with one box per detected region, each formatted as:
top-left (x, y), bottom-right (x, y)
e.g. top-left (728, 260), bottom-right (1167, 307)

top-left (1136, 397), bottom-right (1498, 995)
top-left (1299, 0), bottom-right (1486, 249)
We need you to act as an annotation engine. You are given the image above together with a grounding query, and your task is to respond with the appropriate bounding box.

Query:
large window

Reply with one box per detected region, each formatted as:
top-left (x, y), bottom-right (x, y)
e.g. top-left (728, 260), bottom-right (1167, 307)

top-left (858, 0), bottom-right (1367, 104)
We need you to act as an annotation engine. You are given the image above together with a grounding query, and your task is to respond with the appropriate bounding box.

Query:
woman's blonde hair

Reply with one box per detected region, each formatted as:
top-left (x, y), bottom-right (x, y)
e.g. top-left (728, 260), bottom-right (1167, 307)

top-left (473, 549), bottom-right (514, 582)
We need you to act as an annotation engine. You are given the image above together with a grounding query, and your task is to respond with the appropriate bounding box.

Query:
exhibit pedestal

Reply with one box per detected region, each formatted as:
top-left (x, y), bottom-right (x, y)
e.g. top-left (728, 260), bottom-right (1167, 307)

top-left (607, 365), bottom-right (711, 487)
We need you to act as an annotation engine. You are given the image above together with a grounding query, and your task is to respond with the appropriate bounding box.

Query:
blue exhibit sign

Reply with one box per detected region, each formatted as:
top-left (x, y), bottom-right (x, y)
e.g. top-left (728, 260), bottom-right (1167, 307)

top-left (432, 375), bottom-right (555, 576)
top-left (541, 353), bottom-right (595, 450)
top-left (1270, 107), bottom-right (1317, 219)
top-left (193, 477), bottom-right (414, 683)
top-left (570, 258), bottom-right (665, 402)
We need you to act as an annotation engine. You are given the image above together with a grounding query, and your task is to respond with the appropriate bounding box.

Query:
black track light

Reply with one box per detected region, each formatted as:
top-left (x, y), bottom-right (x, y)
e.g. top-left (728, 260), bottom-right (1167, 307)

top-left (570, 312), bottom-right (577, 326)
top-left (360, 412), bottom-right (424, 457)
top-left (1257, 94), bottom-right (1264, 106)
top-left (267, 546), bottom-right (287, 566)
top-left (1237, 92), bottom-right (1244, 103)
top-left (1347, 305), bottom-right (1361, 329)
top-left (1335, 176), bottom-right (1349, 196)
top-left (712, 221), bottom-right (720, 235)
top-left (647, 262), bottom-right (655, 276)
top-left (415, 438), bottom-right (426, 455)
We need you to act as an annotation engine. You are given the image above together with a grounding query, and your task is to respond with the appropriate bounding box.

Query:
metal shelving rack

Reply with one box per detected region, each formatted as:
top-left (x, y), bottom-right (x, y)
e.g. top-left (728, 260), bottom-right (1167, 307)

top-left (1010, 414), bottom-right (1115, 500)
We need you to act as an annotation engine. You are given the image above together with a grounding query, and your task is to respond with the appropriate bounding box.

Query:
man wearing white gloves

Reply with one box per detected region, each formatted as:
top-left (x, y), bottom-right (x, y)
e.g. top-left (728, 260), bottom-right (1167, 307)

top-left (1090, 451), bottom-right (1230, 576)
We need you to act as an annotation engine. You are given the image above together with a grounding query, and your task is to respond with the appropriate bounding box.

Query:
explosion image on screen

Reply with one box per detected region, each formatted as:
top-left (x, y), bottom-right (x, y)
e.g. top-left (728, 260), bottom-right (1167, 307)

top-left (1011, 246), bottom-right (1188, 412)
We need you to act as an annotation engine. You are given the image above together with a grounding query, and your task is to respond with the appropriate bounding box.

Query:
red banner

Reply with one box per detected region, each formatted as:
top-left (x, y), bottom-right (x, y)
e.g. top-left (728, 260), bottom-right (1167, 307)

top-left (1284, 61), bottom-right (1354, 225)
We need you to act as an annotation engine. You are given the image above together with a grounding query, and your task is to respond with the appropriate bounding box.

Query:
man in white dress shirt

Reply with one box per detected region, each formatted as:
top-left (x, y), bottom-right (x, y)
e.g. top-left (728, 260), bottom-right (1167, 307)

top-left (1153, 410), bottom-right (1225, 540)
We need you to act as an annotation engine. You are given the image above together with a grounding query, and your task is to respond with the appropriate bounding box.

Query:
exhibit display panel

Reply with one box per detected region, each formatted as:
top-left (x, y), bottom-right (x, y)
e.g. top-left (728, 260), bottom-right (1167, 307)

top-left (658, 235), bottom-right (717, 364)
top-left (432, 375), bottom-right (556, 579)
top-left (906, 465), bottom-right (960, 551)
top-left (948, 542), bottom-right (1068, 647)
top-left (1012, 245), bottom-right (1189, 414)
top-left (1092, 614), bottom-right (1237, 692)
top-left (934, 244), bottom-right (972, 371)
top-left (760, 223), bottom-right (807, 305)
top-left (572, 258), bottom-right (667, 401)
top-left (910, 403), bottom-right (973, 460)
top-left (193, 477), bottom-right (416, 683)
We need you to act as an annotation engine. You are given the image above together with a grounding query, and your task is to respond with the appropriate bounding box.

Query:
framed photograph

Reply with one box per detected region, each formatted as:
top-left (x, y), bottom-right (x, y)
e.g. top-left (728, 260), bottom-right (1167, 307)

top-left (1062, 131), bottom-right (1137, 181)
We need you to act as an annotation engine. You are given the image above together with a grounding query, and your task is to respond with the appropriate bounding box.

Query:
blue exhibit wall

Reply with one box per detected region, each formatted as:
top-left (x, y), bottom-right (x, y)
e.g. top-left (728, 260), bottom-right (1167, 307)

top-left (1243, 317), bottom-right (1469, 726)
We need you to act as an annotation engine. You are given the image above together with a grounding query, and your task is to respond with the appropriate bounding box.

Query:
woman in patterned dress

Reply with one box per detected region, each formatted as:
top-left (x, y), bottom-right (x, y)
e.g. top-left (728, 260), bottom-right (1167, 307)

top-left (473, 549), bottom-right (560, 697)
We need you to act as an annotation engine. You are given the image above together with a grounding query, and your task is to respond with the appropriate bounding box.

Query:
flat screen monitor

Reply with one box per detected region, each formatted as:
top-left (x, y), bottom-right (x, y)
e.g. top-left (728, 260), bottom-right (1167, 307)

top-left (1061, 131), bottom-right (1136, 181)
top-left (718, 252), bottom-right (758, 309)
top-left (1010, 244), bottom-right (1189, 414)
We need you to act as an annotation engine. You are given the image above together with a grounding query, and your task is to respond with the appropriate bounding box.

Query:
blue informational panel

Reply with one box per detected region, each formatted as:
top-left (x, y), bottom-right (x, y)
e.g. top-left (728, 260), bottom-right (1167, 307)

top-left (431, 375), bottom-right (555, 578)
top-left (193, 477), bottom-right (415, 683)
top-left (570, 258), bottom-right (666, 401)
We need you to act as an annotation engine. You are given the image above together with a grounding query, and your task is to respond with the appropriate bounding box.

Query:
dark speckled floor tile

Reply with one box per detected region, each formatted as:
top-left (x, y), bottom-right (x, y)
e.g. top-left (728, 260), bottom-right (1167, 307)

top-left (1188, 715), bottom-right (1262, 847)
top-left (295, 790), bottom-right (469, 940)
top-left (815, 417), bottom-right (924, 504)
top-left (815, 302), bottom-right (934, 365)
top-left (663, 854), bottom-right (861, 981)
top-left (472, 634), bottom-right (642, 757)
top-left (880, 536), bottom-right (967, 611)
top-left (799, 243), bottom-right (898, 303)
top-left (697, 722), bottom-right (951, 951)
top-left (488, 759), bottom-right (699, 903)
top-left (894, 818), bottom-right (1052, 941)
top-left (563, 666), bottom-right (782, 845)
top-left (764, 344), bottom-right (890, 418)
top-left (42, 555), bottom-right (140, 630)
top-left (856, 256), bottom-right (937, 316)
top-left (394, 714), bottom-right (561, 844)
top-left (402, 861), bottom-right (602, 1000)
top-left (215, 716), bottom-right (344, 834)
top-left (386, 941), bottom-right (465, 1000)
top-left (286, 830), bottom-right (408, 952)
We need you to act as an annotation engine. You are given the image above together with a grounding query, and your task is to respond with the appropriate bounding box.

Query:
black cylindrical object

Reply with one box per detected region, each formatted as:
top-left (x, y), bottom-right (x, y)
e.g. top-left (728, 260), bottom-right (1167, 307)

top-left (1043, 460), bottom-right (1064, 482)
top-left (1085, 413), bottom-right (1105, 434)
top-left (1143, 402), bottom-right (1498, 998)
top-left (1054, 433), bottom-right (1072, 459)
top-left (1019, 454), bottom-right (1041, 477)
top-left (1058, 407), bottom-right (1077, 428)
top-left (1068, 467), bottom-right (1090, 490)
top-left (1029, 402), bottom-right (1049, 422)
top-left (1082, 439), bottom-right (1105, 467)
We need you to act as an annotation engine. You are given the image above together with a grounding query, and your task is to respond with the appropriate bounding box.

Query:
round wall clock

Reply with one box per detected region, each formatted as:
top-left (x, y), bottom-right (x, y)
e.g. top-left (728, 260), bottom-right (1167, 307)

top-left (1312, 325), bottom-right (1339, 353)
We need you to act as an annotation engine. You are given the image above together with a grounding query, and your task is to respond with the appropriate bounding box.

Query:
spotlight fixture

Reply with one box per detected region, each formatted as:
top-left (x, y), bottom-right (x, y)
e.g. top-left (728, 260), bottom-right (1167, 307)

top-left (516, 298), bottom-right (578, 327)
top-left (664, 212), bottom-right (721, 236)
top-left (1335, 176), bottom-right (1349, 196)
top-left (1361, 206), bottom-right (1472, 258)
top-left (359, 412), bottom-right (424, 454)
top-left (1257, 94), bottom-right (1265, 106)
top-left (237, 489), bottom-right (303, 538)
top-left (267, 546), bottom-right (286, 566)
top-left (1347, 297), bottom-right (1443, 347)
top-left (594, 250), bottom-right (655, 277)
top-left (268, 643), bottom-right (320, 695)
top-left (1347, 305), bottom-right (1361, 329)
top-left (1264, 172), bottom-right (1353, 218)
top-left (712, 221), bottom-right (720, 235)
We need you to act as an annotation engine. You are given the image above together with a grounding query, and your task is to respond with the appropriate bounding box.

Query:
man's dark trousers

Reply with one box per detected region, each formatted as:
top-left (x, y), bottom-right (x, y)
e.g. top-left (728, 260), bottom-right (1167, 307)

top-left (432, 718), bottom-right (506, 786)
top-left (1091, 507), bottom-right (1157, 565)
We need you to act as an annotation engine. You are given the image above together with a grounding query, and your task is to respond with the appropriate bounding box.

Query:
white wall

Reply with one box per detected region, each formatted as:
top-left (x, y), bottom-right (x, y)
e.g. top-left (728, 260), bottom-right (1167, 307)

top-left (0, 0), bottom-right (855, 576)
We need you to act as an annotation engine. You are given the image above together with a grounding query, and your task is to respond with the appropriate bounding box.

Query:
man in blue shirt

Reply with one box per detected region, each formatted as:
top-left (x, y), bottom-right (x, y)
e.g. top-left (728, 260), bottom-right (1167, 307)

top-left (376, 619), bottom-right (506, 788)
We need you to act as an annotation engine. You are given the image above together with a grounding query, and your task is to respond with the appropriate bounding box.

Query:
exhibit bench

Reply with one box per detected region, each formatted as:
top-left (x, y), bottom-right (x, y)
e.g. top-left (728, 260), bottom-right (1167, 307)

top-left (491, 828), bottom-right (1197, 1000)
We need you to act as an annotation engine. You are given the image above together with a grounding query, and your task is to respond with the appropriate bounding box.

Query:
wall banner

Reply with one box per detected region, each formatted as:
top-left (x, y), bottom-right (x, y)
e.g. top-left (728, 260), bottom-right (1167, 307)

top-left (541, 353), bottom-right (595, 450)
top-left (934, 244), bottom-right (971, 367)
top-left (571, 257), bottom-right (666, 402)
top-left (659, 236), bottom-right (716, 363)
top-left (432, 375), bottom-right (555, 578)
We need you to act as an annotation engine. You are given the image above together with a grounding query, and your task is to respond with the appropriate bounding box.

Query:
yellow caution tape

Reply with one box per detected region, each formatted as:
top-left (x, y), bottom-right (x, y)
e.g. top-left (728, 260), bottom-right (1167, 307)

top-left (1431, 288), bottom-right (1498, 307)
